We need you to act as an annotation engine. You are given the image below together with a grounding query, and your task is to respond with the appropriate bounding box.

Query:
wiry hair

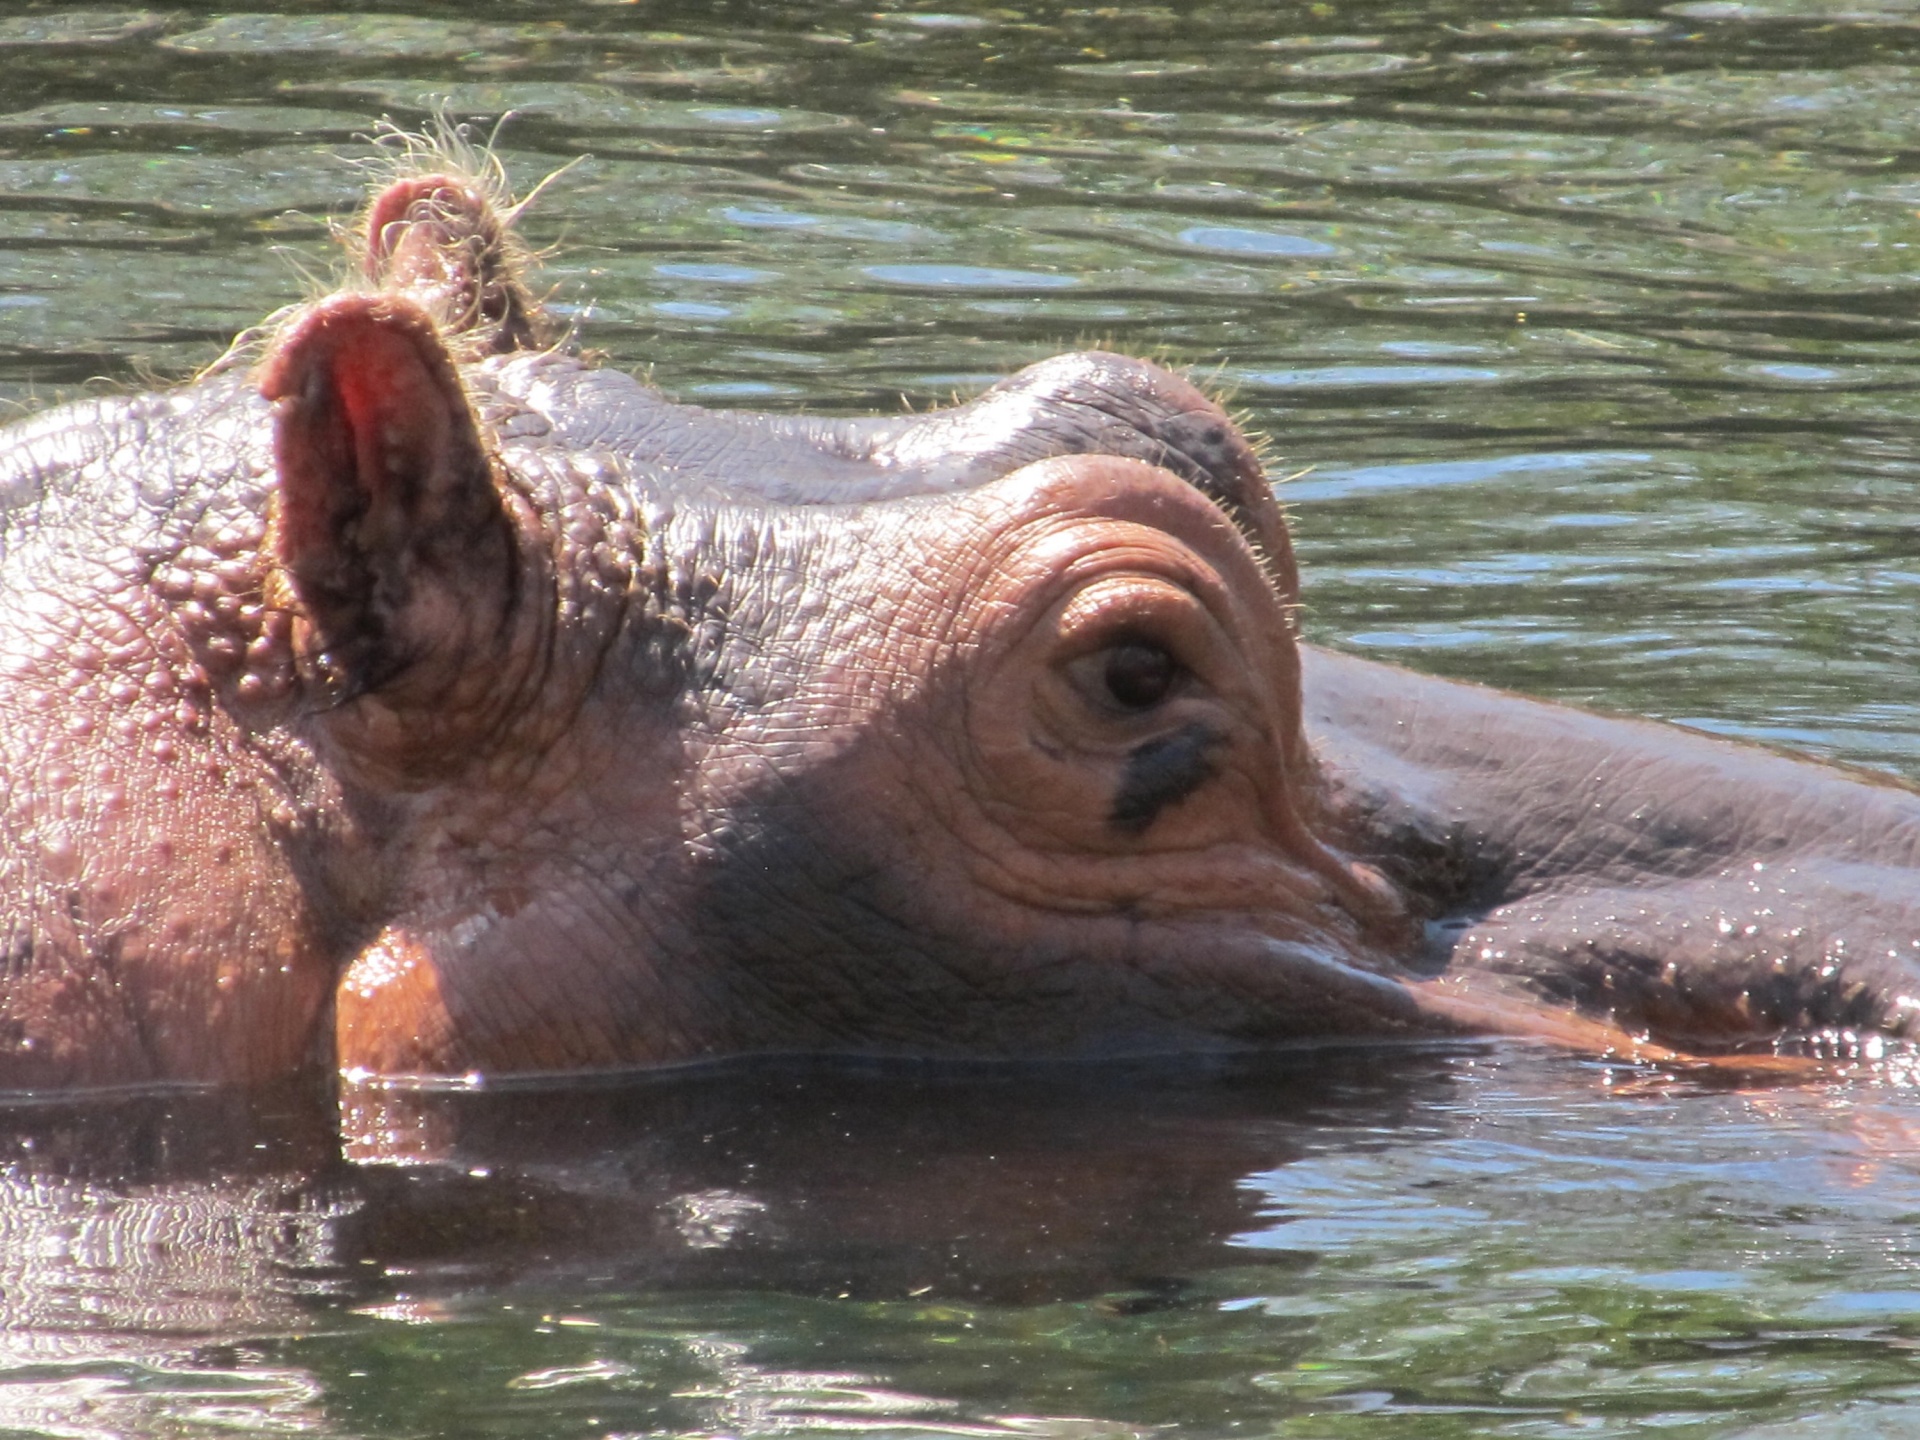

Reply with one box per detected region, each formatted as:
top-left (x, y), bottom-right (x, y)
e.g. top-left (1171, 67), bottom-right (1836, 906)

top-left (361, 109), bottom-right (516, 200)
top-left (348, 109), bottom-right (547, 282)
top-left (354, 111), bottom-right (573, 356)
top-left (209, 110), bottom-right (575, 384)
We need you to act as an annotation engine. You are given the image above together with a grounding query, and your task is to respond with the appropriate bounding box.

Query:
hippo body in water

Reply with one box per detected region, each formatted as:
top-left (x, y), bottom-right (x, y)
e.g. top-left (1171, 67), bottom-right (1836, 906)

top-left (1, 162), bottom-right (1915, 1092)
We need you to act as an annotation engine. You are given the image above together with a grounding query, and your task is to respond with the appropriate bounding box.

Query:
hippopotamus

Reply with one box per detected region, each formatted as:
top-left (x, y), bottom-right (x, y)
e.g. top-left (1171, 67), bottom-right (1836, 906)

top-left (3, 156), bottom-right (1917, 1092)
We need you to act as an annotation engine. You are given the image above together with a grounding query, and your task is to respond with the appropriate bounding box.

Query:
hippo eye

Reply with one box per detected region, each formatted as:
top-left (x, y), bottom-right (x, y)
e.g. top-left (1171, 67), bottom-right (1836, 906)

top-left (1102, 640), bottom-right (1179, 710)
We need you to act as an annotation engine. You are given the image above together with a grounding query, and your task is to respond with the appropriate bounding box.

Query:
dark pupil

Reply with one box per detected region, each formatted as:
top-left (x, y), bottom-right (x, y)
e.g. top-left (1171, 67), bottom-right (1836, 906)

top-left (1103, 641), bottom-right (1177, 709)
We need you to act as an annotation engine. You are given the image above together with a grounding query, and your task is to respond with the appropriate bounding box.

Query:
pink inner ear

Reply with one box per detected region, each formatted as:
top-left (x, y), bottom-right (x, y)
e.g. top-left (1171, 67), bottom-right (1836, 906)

top-left (332, 319), bottom-right (446, 510)
top-left (260, 296), bottom-right (460, 582)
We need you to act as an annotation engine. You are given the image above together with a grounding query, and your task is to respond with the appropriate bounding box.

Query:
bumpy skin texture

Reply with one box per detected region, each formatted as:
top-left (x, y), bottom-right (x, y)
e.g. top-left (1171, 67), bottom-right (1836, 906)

top-left (0, 378), bottom-right (341, 1085)
top-left (2, 169), bottom-right (1918, 1091)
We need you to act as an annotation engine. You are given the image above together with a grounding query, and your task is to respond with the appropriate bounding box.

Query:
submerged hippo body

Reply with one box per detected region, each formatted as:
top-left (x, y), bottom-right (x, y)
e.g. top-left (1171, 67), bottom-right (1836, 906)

top-left (2, 163), bottom-right (1916, 1091)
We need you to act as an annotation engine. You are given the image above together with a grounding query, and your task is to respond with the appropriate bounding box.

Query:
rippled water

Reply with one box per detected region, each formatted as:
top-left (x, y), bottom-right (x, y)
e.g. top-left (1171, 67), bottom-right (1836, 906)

top-left (6, 1), bottom-right (1920, 1435)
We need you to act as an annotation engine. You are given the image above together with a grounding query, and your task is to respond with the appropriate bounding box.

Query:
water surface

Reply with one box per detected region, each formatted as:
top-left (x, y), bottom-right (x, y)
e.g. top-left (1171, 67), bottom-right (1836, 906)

top-left (5, 1), bottom-right (1920, 1435)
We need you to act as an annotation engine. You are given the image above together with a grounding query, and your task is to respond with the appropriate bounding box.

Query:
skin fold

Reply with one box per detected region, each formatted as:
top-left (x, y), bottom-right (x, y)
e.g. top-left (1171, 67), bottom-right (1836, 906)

top-left (0, 159), bottom-right (1915, 1093)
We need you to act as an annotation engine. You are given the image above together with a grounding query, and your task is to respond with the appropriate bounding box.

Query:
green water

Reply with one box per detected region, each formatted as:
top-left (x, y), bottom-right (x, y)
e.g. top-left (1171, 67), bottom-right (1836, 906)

top-left (5, 0), bottom-right (1920, 1434)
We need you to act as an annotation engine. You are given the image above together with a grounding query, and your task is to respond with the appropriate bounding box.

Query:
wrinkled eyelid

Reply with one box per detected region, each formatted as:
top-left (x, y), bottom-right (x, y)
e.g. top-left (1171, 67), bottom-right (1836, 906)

top-left (1050, 573), bottom-right (1207, 648)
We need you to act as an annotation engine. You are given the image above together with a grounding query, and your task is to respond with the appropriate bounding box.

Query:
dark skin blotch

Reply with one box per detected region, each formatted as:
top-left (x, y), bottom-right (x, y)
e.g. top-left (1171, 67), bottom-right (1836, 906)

top-left (1110, 723), bottom-right (1225, 835)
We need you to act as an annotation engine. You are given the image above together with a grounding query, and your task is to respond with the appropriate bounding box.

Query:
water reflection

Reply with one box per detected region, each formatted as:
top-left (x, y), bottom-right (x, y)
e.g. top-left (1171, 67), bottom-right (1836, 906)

top-left (334, 1055), bottom-right (1442, 1304)
top-left (0, 1087), bottom-right (343, 1337)
top-left (0, 1051), bottom-right (1467, 1436)
top-left (5, 1052), bottom-right (1920, 1436)
top-left (0, 1087), bottom-right (344, 1437)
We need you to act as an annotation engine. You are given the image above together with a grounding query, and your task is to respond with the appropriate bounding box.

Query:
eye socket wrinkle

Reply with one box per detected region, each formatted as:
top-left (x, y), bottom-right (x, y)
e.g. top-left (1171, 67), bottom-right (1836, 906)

top-left (1108, 721), bottom-right (1225, 835)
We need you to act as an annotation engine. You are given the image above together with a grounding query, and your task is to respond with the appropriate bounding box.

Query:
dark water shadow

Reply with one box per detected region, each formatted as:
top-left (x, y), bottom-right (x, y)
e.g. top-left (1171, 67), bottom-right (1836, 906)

top-left (0, 1044), bottom-right (1488, 1343)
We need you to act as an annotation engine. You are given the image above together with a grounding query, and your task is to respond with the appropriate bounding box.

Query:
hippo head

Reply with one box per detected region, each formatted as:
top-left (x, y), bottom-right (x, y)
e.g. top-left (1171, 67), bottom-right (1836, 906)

top-left (9, 163), bottom-right (1910, 1093)
top-left (228, 179), bottom-right (1425, 1080)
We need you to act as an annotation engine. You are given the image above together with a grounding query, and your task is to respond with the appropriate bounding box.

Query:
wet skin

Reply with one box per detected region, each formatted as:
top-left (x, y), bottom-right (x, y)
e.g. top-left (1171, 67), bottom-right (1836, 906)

top-left (1, 166), bottom-right (1917, 1092)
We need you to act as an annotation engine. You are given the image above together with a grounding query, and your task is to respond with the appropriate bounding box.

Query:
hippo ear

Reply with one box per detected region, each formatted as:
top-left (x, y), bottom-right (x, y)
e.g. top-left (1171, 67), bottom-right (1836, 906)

top-left (259, 294), bottom-right (515, 702)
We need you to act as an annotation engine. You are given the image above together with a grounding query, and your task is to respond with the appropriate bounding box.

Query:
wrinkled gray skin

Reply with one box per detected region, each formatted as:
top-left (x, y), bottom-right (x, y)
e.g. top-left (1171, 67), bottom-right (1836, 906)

top-left (1, 169), bottom-right (1917, 1092)
top-left (1311, 652), bottom-right (1920, 1052)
